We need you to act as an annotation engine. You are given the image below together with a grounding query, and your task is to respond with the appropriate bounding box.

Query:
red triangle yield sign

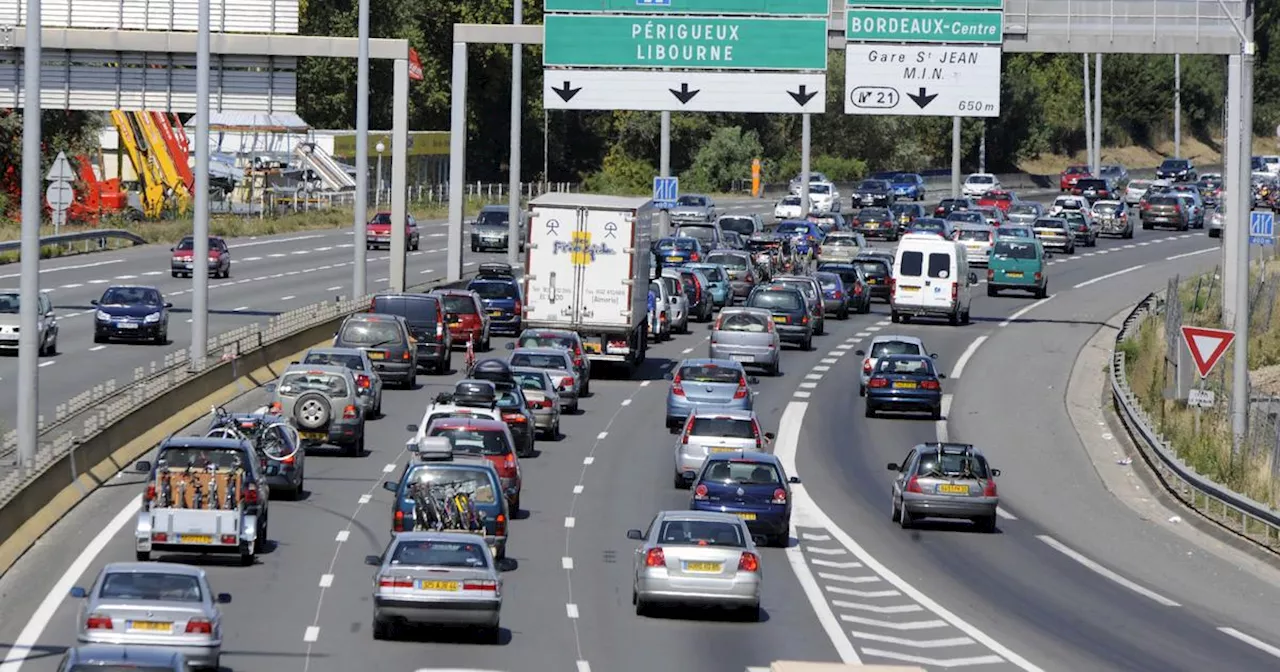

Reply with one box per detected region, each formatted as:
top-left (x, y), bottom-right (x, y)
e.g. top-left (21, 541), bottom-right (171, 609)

top-left (1180, 325), bottom-right (1236, 378)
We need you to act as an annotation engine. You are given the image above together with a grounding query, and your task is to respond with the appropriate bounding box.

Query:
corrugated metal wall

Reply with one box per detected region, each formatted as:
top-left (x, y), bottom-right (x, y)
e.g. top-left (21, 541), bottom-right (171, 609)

top-left (0, 0), bottom-right (298, 34)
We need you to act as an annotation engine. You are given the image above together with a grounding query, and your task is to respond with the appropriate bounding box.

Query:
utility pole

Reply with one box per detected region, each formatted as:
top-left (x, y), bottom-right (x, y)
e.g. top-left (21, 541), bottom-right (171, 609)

top-left (1232, 2), bottom-right (1256, 455)
top-left (17, 0), bottom-right (42, 471)
top-left (507, 0), bottom-right (523, 268)
top-left (1094, 53), bottom-right (1103, 174)
top-left (978, 122), bottom-right (986, 174)
top-left (352, 0), bottom-right (371, 296)
top-left (1224, 56), bottom-right (1241, 328)
top-left (799, 114), bottom-right (812, 216)
top-left (659, 111), bottom-right (671, 238)
top-left (191, 0), bottom-right (210, 369)
top-left (1174, 53), bottom-right (1182, 158)
top-left (951, 117), bottom-right (961, 197)
top-left (1083, 54), bottom-right (1094, 170)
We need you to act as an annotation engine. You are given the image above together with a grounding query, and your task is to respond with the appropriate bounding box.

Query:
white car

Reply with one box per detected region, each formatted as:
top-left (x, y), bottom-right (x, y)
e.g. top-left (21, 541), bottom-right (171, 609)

top-left (955, 225), bottom-right (996, 266)
top-left (1049, 194), bottom-right (1089, 216)
top-left (808, 182), bottom-right (841, 214)
top-left (774, 195), bottom-right (804, 220)
top-left (962, 173), bottom-right (1000, 198)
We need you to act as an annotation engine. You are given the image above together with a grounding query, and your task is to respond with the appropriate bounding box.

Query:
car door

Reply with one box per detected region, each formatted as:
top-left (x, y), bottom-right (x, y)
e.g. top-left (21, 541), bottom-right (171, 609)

top-left (921, 249), bottom-right (956, 311)
top-left (38, 292), bottom-right (55, 342)
top-left (892, 448), bottom-right (917, 501)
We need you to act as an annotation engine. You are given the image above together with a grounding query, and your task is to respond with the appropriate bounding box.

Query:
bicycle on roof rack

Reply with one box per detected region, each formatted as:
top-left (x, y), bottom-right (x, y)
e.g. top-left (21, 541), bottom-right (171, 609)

top-left (204, 405), bottom-right (302, 463)
top-left (408, 479), bottom-right (485, 533)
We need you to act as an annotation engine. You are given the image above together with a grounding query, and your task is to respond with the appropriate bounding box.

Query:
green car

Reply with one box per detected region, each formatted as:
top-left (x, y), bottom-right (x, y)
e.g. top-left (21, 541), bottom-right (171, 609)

top-left (987, 238), bottom-right (1048, 298)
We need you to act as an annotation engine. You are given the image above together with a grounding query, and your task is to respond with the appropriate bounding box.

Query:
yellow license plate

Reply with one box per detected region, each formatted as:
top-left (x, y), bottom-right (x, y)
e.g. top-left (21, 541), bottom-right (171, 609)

top-left (900, 286), bottom-right (919, 292)
top-left (129, 620), bottom-right (172, 632)
top-left (667, 256), bottom-right (683, 262)
top-left (583, 343), bottom-right (601, 354)
top-left (893, 381), bottom-right (917, 389)
top-left (938, 484), bottom-right (969, 494)
top-left (772, 316), bottom-right (787, 323)
top-left (179, 534), bottom-right (212, 544)
top-left (685, 561), bottom-right (722, 573)
top-left (709, 447), bottom-right (737, 453)
top-left (367, 351), bottom-right (386, 360)
top-left (736, 513), bottom-right (757, 521)
top-left (299, 431), bottom-right (326, 440)
top-left (449, 322), bottom-right (461, 327)
top-left (867, 223), bottom-right (879, 228)
top-left (867, 279), bottom-right (878, 284)
top-left (489, 310), bottom-right (502, 316)
top-left (1006, 271), bottom-right (1024, 278)
top-left (419, 580), bottom-right (459, 591)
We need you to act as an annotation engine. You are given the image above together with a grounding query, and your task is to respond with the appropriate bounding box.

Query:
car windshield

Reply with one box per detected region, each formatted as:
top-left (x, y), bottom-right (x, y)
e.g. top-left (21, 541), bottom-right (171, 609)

top-left (891, 204), bottom-right (919, 215)
top-left (858, 208), bottom-right (890, 220)
top-left (1065, 166), bottom-right (1087, 174)
top-left (476, 209), bottom-right (508, 226)
top-left (1009, 204), bottom-right (1038, 215)
top-left (469, 282), bottom-right (516, 299)
top-left (856, 180), bottom-right (882, 190)
top-left (692, 266), bottom-right (724, 282)
top-left (369, 213), bottom-right (394, 225)
top-left (510, 352), bottom-right (570, 369)
top-left (100, 287), bottom-right (162, 305)
top-left (706, 253), bottom-right (746, 269)
top-left (702, 460), bottom-right (781, 485)
top-left (68, 666), bottom-right (175, 672)
top-left (428, 427), bottom-right (510, 456)
top-left (749, 290), bottom-right (802, 311)
top-left (0, 292), bottom-right (18, 313)
top-left (775, 222), bottom-right (808, 235)
top-left (656, 237), bottom-right (698, 250)
top-left (690, 416), bottom-right (755, 439)
top-left (679, 364), bottom-right (742, 384)
top-left (155, 446), bottom-right (244, 470)
top-left (512, 371), bottom-right (549, 391)
top-left (993, 241), bottom-right (1037, 260)
top-left (946, 212), bottom-right (983, 224)
top-left (957, 229), bottom-right (991, 242)
top-left (1053, 198), bottom-right (1082, 209)
top-left (718, 312), bottom-right (770, 333)
top-left (777, 280), bottom-right (815, 299)
top-left (407, 466), bottom-right (497, 504)
top-left (718, 217), bottom-right (755, 235)
top-left (912, 221), bottom-right (947, 233)
top-left (441, 296), bottom-right (477, 314)
top-left (303, 352), bottom-right (363, 371)
top-left (1094, 203), bottom-right (1121, 214)
top-left (810, 184), bottom-right (831, 195)
top-left (495, 389), bottom-right (524, 409)
top-left (1161, 160), bottom-right (1190, 170)
top-left (676, 196), bottom-right (707, 206)
top-left (825, 236), bottom-right (857, 247)
top-left (968, 175), bottom-right (994, 184)
top-left (279, 371), bottom-right (350, 398)
top-left (390, 539), bottom-right (490, 568)
top-left (816, 275), bottom-right (840, 290)
top-left (854, 260), bottom-right (888, 277)
top-left (1129, 180), bottom-right (1152, 189)
top-left (914, 450), bottom-right (990, 479)
top-left (1035, 219), bottom-right (1068, 229)
top-left (996, 227), bottom-right (1032, 239)
top-left (517, 334), bottom-right (576, 351)
top-left (339, 320), bottom-right (402, 346)
top-left (877, 357), bottom-right (935, 375)
top-left (99, 572), bottom-right (202, 602)
top-left (657, 519), bottom-right (746, 547)
top-left (677, 227), bottom-right (715, 243)
top-left (984, 192), bottom-right (1012, 201)
top-left (870, 340), bottom-right (922, 358)
top-left (780, 195), bottom-right (801, 206)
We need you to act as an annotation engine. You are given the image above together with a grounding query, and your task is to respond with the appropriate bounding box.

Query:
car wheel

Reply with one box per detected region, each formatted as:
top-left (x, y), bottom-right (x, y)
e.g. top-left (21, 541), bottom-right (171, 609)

top-left (769, 361), bottom-right (780, 377)
top-left (673, 472), bottom-right (687, 489)
top-left (1036, 283), bottom-right (1048, 299)
top-left (865, 404), bottom-right (875, 418)
top-left (838, 307), bottom-right (849, 320)
top-left (891, 497), bottom-right (902, 523)
top-left (949, 311), bottom-right (960, 326)
top-left (94, 333), bottom-right (106, 344)
top-left (987, 285), bottom-right (997, 297)
top-left (803, 336), bottom-right (813, 351)
top-left (570, 400), bottom-right (580, 414)
top-left (171, 271), bottom-right (179, 278)
top-left (135, 550), bottom-right (150, 561)
top-left (859, 385), bottom-right (865, 397)
top-left (931, 405), bottom-right (943, 420)
top-left (899, 507), bottom-right (914, 529)
top-left (372, 616), bottom-right (393, 640)
top-left (976, 515), bottom-right (998, 533)
top-left (891, 311), bottom-right (900, 323)
top-left (346, 436), bottom-right (363, 457)
top-left (239, 541), bottom-right (255, 566)
top-left (739, 604), bottom-right (761, 622)
top-left (961, 309), bottom-right (971, 326)
top-left (154, 330), bottom-right (166, 345)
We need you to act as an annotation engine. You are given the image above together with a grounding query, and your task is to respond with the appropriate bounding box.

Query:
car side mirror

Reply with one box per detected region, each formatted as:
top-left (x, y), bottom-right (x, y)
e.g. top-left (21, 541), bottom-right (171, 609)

top-left (991, 468), bottom-right (1002, 477)
top-left (135, 460), bottom-right (151, 473)
top-left (855, 349), bottom-right (866, 356)
top-left (748, 377), bottom-right (760, 385)
top-left (164, 302), bottom-right (173, 309)
top-left (788, 476), bottom-right (801, 484)
top-left (169, 246), bottom-right (175, 251)
top-left (887, 463), bottom-right (899, 471)
top-left (89, 299), bottom-right (99, 306)
top-left (216, 593), bottom-right (232, 604)
top-left (382, 480), bottom-right (398, 492)
top-left (626, 529), bottom-right (644, 540)
top-left (406, 424), bottom-right (418, 433)
top-left (365, 555), bottom-right (381, 566)
top-left (706, 323), bottom-right (714, 331)
top-left (505, 342), bottom-right (515, 350)
top-left (663, 372), bottom-right (673, 380)
top-left (764, 432), bottom-right (776, 441)
top-left (69, 586), bottom-right (87, 598)
top-left (937, 373), bottom-right (947, 379)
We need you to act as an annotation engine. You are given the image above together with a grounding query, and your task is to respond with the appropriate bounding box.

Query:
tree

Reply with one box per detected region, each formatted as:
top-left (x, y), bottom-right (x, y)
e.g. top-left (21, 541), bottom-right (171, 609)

top-left (680, 126), bottom-right (763, 193)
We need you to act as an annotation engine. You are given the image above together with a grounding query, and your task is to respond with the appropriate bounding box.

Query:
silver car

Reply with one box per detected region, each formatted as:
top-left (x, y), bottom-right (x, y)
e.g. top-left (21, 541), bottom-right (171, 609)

top-left (889, 442), bottom-right (1001, 532)
top-left (706, 250), bottom-right (759, 300)
top-left (300, 346), bottom-right (383, 418)
top-left (269, 364), bottom-right (366, 455)
top-left (669, 194), bottom-right (717, 224)
top-left (71, 562), bottom-right (230, 670)
top-left (659, 271), bottom-right (691, 333)
top-left (628, 510), bottom-right (763, 619)
top-left (648, 279), bottom-right (674, 342)
top-left (1209, 207), bottom-right (1225, 238)
top-left (673, 408), bottom-right (773, 487)
top-left (59, 644), bottom-right (186, 671)
top-left (707, 307), bottom-right (781, 377)
top-left (815, 231), bottom-right (864, 264)
top-left (0, 288), bottom-right (58, 355)
top-left (856, 335), bottom-right (934, 396)
top-left (770, 275), bottom-right (825, 335)
top-left (366, 531), bottom-right (503, 643)
top-left (511, 366), bottom-right (561, 439)
top-left (508, 347), bottom-right (581, 413)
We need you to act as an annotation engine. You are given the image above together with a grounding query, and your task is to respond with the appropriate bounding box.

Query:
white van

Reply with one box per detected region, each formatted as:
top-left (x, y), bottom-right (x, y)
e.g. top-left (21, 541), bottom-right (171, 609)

top-left (891, 233), bottom-right (976, 325)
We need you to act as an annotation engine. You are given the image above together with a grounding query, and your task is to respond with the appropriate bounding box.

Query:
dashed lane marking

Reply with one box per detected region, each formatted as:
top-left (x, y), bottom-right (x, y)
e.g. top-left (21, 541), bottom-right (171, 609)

top-left (334, 530), bottom-right (349, 543)
top-left (562, 557), bottom-right (574, 570)
top-left (303, 626), bottom-right (320, 643)
top-left (1219, 628), bottom-right (1280, 660)
top-left (565, 517), bottom-right (576, 528)
top-left (583, 456), bottom-right (595, 465)
top-left (805, 373), bottom-right (824, 380)
top-left (794, 391), bottom-right (813, 398)
top-left (998, 295), bottom-right (1054, 328)
top-left (358, 494), bottom-right (371, 505)
top-left (950, 336), bottom-right (987, 379)
top-left (89, 345), bottom-right (106, 352)
top-left (319, 574), bottom-right (334, 588)
top-left (573, 485), bottom-right (584, 494)
top-left (38, 361), bottom-right (53, 368)
top-left (1073, 265), bottom-right (1146, 289)
top-left (835, 602), bottom-right (923, 615)
top-left (1037, 535), bottom-right (1180, 607)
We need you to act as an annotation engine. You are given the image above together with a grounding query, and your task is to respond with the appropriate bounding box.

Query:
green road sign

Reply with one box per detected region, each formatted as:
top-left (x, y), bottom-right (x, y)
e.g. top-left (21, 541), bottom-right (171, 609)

top-left (544, 15), bottom-right (828, 70)
top-left (545, 0), bottom-right (829, 15)
top-left (847, 0), bottom-right (1003, 8)
top-left (846, 9), bottom-right (1004, 44)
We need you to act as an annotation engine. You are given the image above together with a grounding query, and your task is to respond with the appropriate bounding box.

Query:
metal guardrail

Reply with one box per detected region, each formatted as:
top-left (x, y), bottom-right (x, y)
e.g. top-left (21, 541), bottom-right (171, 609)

top-left (1110, 292), bottom-right (1280, 552)
top-left (0, 229), bottom-right (148, 253)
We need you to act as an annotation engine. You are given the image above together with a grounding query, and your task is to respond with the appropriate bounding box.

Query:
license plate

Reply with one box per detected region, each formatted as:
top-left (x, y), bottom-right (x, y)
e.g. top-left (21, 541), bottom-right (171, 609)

top-left (179, 534), bottom-right (212, 544)
top-left (709, 446), bottom-right (737, 453)
top-left (449, 322), bottom-right (461, 327)
top-left (685, 561), bottom-right (722, 573)
top-left (116, 322), bottom-right (138, 329)
top-left (866, 223), bottom-right (879, 228)
top-left (367, 351), bottom-right (386, 360)
top-left (893, 381), bottom-right (917, 389)
top-left (867, 279), bottom-right (878, 284)
top-left (419, 580), bottom-right (459, 591)
top-left (772, 316), bottom-right (787, 323)
top-left (299, 431), bottom-right (326, 440)
top-left (900, 286), bottom-right (919, 292)
top-left (938, 484), bottom-right (969, 494)
top-left (667, 256), bottom-right (683, 262)
top-left (1006, 271), bottom-right (1024, 278)
top-left (736, 513), bottom-right (757, 521)
top-left (730, 355), bottom-right (752, 363)
top-left (583, 343), bottom-right (601, 354)
top-left (489, 310), bottom-right (503, 316)
top-left (128, 620), bottom-right (172, 632)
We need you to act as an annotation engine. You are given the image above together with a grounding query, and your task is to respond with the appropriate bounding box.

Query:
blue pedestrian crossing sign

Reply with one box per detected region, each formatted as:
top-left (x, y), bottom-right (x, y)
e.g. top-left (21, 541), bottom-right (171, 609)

top-left (653, 176), bottom-right (678, 209)
top-left (1250, 211), bottom-right (1275, 246)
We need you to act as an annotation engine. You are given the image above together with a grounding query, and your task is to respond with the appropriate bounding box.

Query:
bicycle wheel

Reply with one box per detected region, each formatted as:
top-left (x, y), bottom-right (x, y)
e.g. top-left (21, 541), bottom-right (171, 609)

top-left (205, 426), bottom-right (243, 441)
top-left (261, 422), bottom-right (302, 461)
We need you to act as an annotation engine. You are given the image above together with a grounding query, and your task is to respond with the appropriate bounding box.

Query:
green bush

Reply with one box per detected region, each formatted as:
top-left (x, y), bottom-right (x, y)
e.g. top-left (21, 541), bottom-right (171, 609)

top-left (764, 154), bottom-right (867, 185)
top-left (581, 146), bottom-right (655, 195)
top-left (680, 126), bottom-right (763, 193)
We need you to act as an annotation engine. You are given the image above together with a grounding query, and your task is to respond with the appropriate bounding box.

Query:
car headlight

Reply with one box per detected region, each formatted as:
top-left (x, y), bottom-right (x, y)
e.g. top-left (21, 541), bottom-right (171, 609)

top-left (144, 312), bottom-right (161, 323)
top-left (96, 310), bottom-right (110, 321)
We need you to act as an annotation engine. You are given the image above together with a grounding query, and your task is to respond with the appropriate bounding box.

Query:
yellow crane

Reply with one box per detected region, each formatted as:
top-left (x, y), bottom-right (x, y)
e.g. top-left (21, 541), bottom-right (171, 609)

top-left (132, 110), bottom-right (191, 212)
top-left (110, 109), bottom-right (166, 219)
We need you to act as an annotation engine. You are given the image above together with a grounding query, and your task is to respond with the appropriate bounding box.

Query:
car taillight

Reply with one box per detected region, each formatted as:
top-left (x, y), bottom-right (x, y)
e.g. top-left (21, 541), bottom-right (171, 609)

top-left (983, 478), bottom-right (998, 497)
top-left (801, 315), bottom-right (809, 324)
top-left (402, 350), bottom-right (411, 360)
top-left (220, 534), bottom-right (237, 545)
top-left (694, 484), bottom-right (709, 500)
top-left (561, 376), bottom-right (575, 391)
top-left (502, 413), bottom-right (528, 424)
top-left (834, 290), bottom-right (844, 299)
top-left (682, 416), bottom-right (695, 443)
top-left (152, 532), bottom-right (168, 542)
top-left (733, 379), bottom-right (748, 399)
top-left (691, 252), bottom-right (700, 262)
top-left (771, 488), bottom-right (787, 504)
top-left (344, 405), bottom-right (358, 419)
top-left (281, 454), bottom-right (296, 465)
top-left (145, 484), bottom-right (156, 501)
top-left (245, 485), bottom-right (259, 504)
top-left (645, 548), bottom-right (666, 567)
top-left (85, 614), bottom-right (113, 630)
top-left (464, 580), bottom-right (499, 591)
top-left (378, 576), bottom-right (413, 588)
top-left (1034, 272), bottom-right (1042, 282)
top-left (436, 319), bottom-right (444, 338)
top-left (356, 374), bottom-right (371, 389)
top-left (889, 277), bottom-right (897, 297)
top-left (503, 454), bottom-right (517, 472)
top-left (987, 268), bottom-right (994, 280)
top-left (269, 402), bottom-right (282, 414)
top-left (921, 379), bottom-right (940, 391)
top-left (671, 374), bottom-right (685, 397)
top-left (863, 359), bottom-right (873, 374)
top-left (951, 283), bottom-right (958, 302)
top-left (906, 475), bottom-right (923, 493)
top-left (573, 347), bottom-right (583, 368)
top-left (394, 509), bottom-right (405, 530)
top-left (868, 377), bottom-right (889, 388)
top-left (495, 513), bottom-right (507, 536)
top-left (738, 552), bottom-right (760, 572)
top-left (745, 272), bottom-right (754, 283)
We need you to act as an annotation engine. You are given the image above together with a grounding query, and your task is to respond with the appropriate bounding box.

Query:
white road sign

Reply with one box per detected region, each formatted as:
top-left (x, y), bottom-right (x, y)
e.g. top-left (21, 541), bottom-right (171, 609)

top-left (544, 70), bottom-right (826, 114)
top-left (1187, 389), bottom-right (1216, 408)
top-left (45, 180), bottom-right (74, 211)
top-left (45, 151), bottom-right (75, 183)
top-left (844, 44), bottom-right (1001, 118)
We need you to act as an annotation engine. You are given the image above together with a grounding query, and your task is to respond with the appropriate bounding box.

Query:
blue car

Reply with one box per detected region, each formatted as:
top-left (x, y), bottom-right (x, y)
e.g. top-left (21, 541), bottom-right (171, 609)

top-left (654, 237), bottom-right (704, 266)
top-left (467, 263), bottom-right (523, 335)
top-left (684, 262), bottom-right (732, 308)
top-left (690, 451), bottom-right (799, 547)
top-left (891, 173), bottom-right (926, 202)
top-left (773, 220), bottom-right (825, 256)
top-left (664, 358), bottom-right (758, 428)
top-left (864, 354), bottom-right (946, 420)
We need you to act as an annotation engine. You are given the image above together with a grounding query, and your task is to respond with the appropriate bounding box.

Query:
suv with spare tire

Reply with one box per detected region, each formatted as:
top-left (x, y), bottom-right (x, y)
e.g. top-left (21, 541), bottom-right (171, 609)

top-left (269, 364), bottom-right (366, 456)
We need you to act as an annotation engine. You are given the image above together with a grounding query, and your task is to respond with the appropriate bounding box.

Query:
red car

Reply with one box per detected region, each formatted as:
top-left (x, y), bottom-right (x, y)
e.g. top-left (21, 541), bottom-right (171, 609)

top-left (1059, 165), bottom-right (1090, 192)
top-left (975, 190), bottom-right (1015, 213)
top-left (170, 236), bottom-right (231, 278)
top-left (431, 288), bottom-right (491, 351)
top-left (366, 212), bottom-right (421, 251)
top-left (426, 417), bottom-right (522, 510)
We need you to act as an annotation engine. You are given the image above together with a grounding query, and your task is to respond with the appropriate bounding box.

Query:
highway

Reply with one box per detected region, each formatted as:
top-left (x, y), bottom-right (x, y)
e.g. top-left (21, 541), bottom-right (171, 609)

top-left (6, 194), bottom-right (1280, 672)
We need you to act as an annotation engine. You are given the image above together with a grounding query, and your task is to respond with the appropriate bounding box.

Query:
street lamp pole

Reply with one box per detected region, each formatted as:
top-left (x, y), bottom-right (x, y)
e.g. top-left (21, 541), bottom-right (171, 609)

top-left (376, 142), bottom-right (385, 210)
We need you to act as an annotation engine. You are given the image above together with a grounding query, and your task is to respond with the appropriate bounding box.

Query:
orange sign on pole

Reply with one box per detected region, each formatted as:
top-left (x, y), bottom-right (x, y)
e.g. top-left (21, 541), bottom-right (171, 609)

top-left (408, 48), bottom-right (424, 81)
top-left (751, 159), bottom-right (762, 198)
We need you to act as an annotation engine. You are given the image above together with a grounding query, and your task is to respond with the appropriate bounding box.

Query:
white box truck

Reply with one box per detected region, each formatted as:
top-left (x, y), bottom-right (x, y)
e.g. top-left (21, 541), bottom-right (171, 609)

top-left (523, 193), bottom-right (655, 374)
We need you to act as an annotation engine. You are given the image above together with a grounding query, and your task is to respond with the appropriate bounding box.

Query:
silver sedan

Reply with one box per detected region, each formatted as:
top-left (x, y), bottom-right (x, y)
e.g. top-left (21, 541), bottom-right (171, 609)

top-left (71, 562), bottom-right (230, 670)
top-left (708, 307), bottom-right (781, 377)
top-left (508, 346), bottom-right (581, 413)
top-left (511, 366), bottom-right (562, 439)
top-left (628, 510), bottom-right (763, 620)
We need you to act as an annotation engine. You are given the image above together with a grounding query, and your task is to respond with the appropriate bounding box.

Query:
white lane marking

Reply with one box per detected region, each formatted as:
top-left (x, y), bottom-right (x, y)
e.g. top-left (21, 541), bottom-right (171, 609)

top-left (802, 532), bottom-right (831, 541)
top-left (596, 431), bottom-right (608, 440)
top-left (1219, 628), bottom-right (1280, 660)
top-left (566, 603), bottom-right (580, 619)
top-left (233, 306), bottom-right (249, 312)
top-left (776, 401), bottom-right (1043, 671)
top-left (583, 456), bottom-right (595, 465)
top-left (60, 283), bottom-right (82, 288)
top-left (37, 361), bottom-right (53, 368)
top-left (565, 517), bottom-right (576, 528)
top-left (852, 632), bottom-right (975, 648)
top-left (0, 495), bottom-right (141, 671)
top-left (950, 335), bottom-right (988, 379)
top-left (235, 233), bottom-right (327, 248)
top-left (319, 574), bottom-right (334, 588)
top-left (562, 557), bottom-right (574, 570)
top-left (291, 250), bottom-right (310, 256)
top-left (826, 586), bottom-right (901, 598)
top-left (573, 485), bottom-right (584, 494)
top-left (268, 253), bottom-right (286, 258)
top-left (358, 494), bottom-right (371, 505)
top-left (114, 274), bottom-right (137, 280)
top-left (828, 350), bottom-right (847, 357)
top-left (242, 256), bottom-right (263, 262)
top-left (837, 344), bottom-right (855, 350)
top-left (1167, 247), bottom-right (1217, 261)
top-left (303, 626), bottom-right (320, 642)
top-left (834, 601), bottom-right (923, 615)
top-left (875, 319), bottom-right (890, 326)
top-left (280, 295), bottom-right (296, 301)
top-left (860, 649), bottom-right (1005, 667)
top-left (383, 463), bottom-right (396, 473)
top-left (996, 507), bottom-right (1017, 520)
top-left (819, 574), bottom-right (883, 584)
top-left (812, 365), bottom-right (831, 372)
top-left (805, 373), bottom-right (824, 380)
top-left (811, 559), bottom-right (862, 569)
top-left (1036, 535), bottom-right (1180, 607)
top-left (326, 286), bottom-right (342, 291)
top-left (806, 546), bottom-right (848, 556)
top-left (640, 380), bottom-right (651, 387)
top-left (794, 391), bottom-right (813, 398)
top-left (866, 326), bottom-right (882, 332)
top-left (88, 279), bottom-right (108, 284)
top-left (315, 247), bottom-right (333, 252)
top-left (142, 271), bottom-right (163, 276)
top-left (578, 662), bottom-right (592, 672)
top-left (998, 295), bottom-right (1054, 328)
top-left (376, 277), bottom-right (388, 283)
top-left (855, 332), bottom-right (871, 337)
top-left (89, 345), bottom-right (106, 352)
top-left (335, 530), bottom-right (350, 543)
top-left (821, 358), bottom-right (838, 364)
top-left (799, 382), bottom-right (819, 389)
top-left (843, 615), bottom-right (949, 631)
top-left (681, 347), bottom-right (695, 354)
top-left (935, 394), bottom-right (953, 442)
top-left (620, 399), bottom-right (631, 406)
top-left (1073, 264), bottom-right (1146, 289)
top-left (0, 257), bottom-right (124, 280)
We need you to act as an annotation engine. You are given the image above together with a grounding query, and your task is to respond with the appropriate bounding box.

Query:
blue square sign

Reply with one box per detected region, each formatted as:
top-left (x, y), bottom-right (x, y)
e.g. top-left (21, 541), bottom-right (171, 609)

top-left (653, 176), bottom-right (678, 209)
top-left (1250, 211), bottom-right (1274, 246)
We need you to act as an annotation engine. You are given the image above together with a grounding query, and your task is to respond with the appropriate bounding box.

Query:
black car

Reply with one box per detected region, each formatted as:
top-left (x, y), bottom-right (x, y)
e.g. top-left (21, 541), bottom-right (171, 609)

top-left (852, 207), bottom-right (898, 240)
top-left (909, 217), bottom-right (955, 239)
top-left (369, 293), bottom-right (451, 374)
top-left (1156, 158), bottom-right (1197, 183)
top-left (468, 263), bottom-right (523, 335)
top-left (745, 285), bottom-right (813, 351)
top-left (890, 202), bottom-right (926, 230)
top-left (852, 256), bottom-right (893, 302)
top-left (1072, 177), bottom-right (1116, 203)
top-left (472, 358), bottom-right (537, 457)
top-left (850, 179), bottom-right (895, 208)
top-left (933, 198), bottom-right (974, 218)
top-left (92, 285), bottom-right (171, 344)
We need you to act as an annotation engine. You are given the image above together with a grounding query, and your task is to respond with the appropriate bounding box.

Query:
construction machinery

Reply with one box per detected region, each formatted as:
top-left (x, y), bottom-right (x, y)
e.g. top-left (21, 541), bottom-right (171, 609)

top-left (150, 111), bottom-right (195, 193)
top-left (132, 110), bottom-right (191, 212)
top-left (110, 109), bottom-right (167, 218)
top-left (66, 153), bottom-right (138, 224)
